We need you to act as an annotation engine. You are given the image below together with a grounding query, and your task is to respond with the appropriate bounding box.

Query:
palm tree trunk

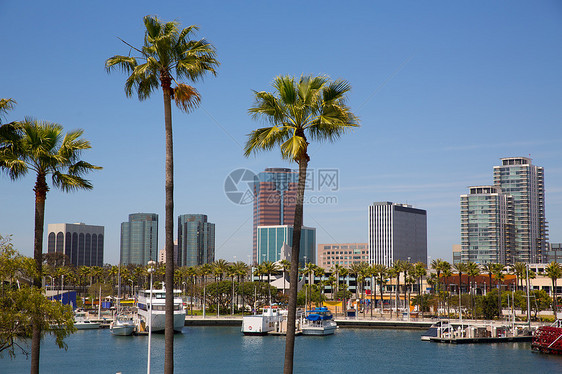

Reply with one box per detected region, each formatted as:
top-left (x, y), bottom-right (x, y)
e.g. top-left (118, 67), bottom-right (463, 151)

top-left (162, 74), bottom-right (175, 374)
top-left (31, 173), bottom-right (48, 374)
top-left (284, 155), bottom-right (308, 374)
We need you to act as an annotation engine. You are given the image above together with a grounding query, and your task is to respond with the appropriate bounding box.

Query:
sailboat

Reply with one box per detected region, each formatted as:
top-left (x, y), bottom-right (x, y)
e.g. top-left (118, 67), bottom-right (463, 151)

top-left (110, 265), bottom-right (135, 336)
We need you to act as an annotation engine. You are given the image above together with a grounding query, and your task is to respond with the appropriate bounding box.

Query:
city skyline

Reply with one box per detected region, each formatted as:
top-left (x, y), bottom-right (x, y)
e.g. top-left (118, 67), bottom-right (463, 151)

top-left (1, 2), bottom-right (561, 265)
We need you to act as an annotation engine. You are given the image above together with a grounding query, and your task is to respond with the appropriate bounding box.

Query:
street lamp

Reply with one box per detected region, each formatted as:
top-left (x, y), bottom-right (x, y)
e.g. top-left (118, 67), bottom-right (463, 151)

top-left (146, 260), bottom-right (156, 374)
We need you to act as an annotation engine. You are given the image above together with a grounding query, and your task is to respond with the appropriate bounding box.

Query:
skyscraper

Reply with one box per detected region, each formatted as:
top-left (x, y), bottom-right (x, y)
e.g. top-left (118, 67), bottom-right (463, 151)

top-left (120, 213), bottom-right (158, 266)
top-left (47, 223), bottom-right (104, 266)
top-left (368, 202), bottom-right (427, 267)
top-left (177, 214), bottom-right (215, 267)
top-left (460, 186), bottom-right (514, 264)
top-left (252, 168), bottom-right (298, 263)
top-left (493, 157), bottom-right (547, 263)
top-left (256, 225), bottom-right (315, 266)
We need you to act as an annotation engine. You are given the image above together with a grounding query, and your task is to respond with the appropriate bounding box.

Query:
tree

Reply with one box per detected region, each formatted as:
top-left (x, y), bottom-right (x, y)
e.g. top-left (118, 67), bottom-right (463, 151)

top-left (513, 262), bottom-right (526, 291)
top-left (545, 261), bottom-right (562, 315)
top-left (106, 15), bottom-right (218, 374)
top-left (0, 120), bottom-right (100, 373)
top-left (453, 262), bottom-right (468, 318)
top-left (244, 75), bottom-right (357, 373)
top-left (0, 98), bottom-right (16, 125)
top-left (466, 262), bottom-right (480, 318)
top-left (0, 235), bottom-right (75, 358)
top-left (413, 262), bottom-right (427, 316)
top-left (492, 263), bottom-right (505, 318)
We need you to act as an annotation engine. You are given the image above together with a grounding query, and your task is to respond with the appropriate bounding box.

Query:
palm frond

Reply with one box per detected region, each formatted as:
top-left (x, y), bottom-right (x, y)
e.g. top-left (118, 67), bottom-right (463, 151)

top-left (52, 172), bottom-right (94, 192)
top-left (105, 55), bottom-right (137, 74)
top-left (67, 160), bottom-right (102, 177)
top-left (0, 98), bottom-right (17, 124)
top-left (173, 83), bottom-right (201, 113)
top-left (144, 15), bottom-right (163, 39)
top-left (274, 76), bottom-right (297, 105)
top-left (243, 126), bottom-right (291, 157)
top-left (249, 91), bottom-right (286, 124)
top-left (280, 133), bottom-right (308, 160)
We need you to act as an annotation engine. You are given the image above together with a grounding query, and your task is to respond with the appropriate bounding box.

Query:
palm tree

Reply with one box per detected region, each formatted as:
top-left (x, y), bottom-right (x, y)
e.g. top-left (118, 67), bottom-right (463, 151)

top-left (261, 261), bottom-right (279, 305)
top-left (513, 262), bottom-right (527, 291)
top-left (0, 98), bottom-right (16, 124)
top-left (492, 263), bottom-right (505, 318)
top-left (338, 267), bottom-right (349, 317)
top-left (244, 74), bottom-right (357, 374)
top-left (105, 15), bottom-right (218, 373)
top-left (280, 259), bottom-right (291, 297)
top-left (453, 262), bottom-right (468, 318)
top-left (234, 261), bottom-right (249, 314)
top-left (482, 263), bottom-right (495, 294)
top-left (386, 266), bottom-right (398, 317)
top-left (372, 264), bottom-right (387, 316)
top-left (545, 261), bottom-right (562, 315)
top-left (0, 119), bottom-right (100, 373)
top-left (199, 264), bottom-right (212, 318)
top-left (466, 262), bottom-right (480, 317)
top-left (413, 262), bottom-right (427, 316)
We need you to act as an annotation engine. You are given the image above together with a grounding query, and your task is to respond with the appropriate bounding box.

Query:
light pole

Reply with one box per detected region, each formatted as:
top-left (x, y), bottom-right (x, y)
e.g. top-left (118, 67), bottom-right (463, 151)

top-left (129, 280), bottom-right (134, 298)
top-left (146, 260), bottom-right (156, 374)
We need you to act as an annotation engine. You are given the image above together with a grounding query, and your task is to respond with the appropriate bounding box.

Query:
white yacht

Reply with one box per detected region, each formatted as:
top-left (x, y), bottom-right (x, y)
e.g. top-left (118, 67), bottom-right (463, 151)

top-left (74, 310), bottom-right (100, 330)
top-left (136, 286), bottom-right (185, 333)
top-left (110, 315), bottom-right (135, 336)
top-left (301, 307), bottom-right (337, 336)
top-left (242, 306), bottom-right (285, 335)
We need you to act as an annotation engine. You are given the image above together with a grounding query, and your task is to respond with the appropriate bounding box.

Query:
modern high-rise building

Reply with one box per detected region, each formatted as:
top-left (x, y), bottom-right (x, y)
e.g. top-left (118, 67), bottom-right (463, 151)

top-left (317, 243), bottom-right (368, 269)
top-left (252, 168), bottom-right (298, 263)
top-left (493, 157), bottom-right (547, 263)
top-left (546, 243), bottom-right (562, 263)
top-left (47, 223), bottom-right (104, 266)
top-left (158, 240), bottom-right (178, 264)
top-left (256, 225), bottom-right (315, 266)
top-left (120, 213), bottom-right (158, 266)
top-left (177, 214), bottom-right (215, 267)
top-left (368, 202), bottom-right (427, 267)
top-left (460, 186), bottom-right (514, 264)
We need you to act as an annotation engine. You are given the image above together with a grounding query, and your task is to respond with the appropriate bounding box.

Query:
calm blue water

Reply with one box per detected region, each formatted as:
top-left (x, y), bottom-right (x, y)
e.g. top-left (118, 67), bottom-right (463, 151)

top-left (2, 327), bottom-right (561, 373)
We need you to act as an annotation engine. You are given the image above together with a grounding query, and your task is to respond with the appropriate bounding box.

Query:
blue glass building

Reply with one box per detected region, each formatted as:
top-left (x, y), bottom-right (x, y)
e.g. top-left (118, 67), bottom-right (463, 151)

top-left (178, 214), bottom-right (215, 267)
top-left (256, 225), bottom-right (315, 266)
top-left (120, 213), bottom-right (158, 266)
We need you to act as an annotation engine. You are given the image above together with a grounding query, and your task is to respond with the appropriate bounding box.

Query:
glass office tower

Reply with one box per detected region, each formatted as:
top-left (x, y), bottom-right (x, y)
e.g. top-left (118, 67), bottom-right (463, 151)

top-left (120, 213), bottom-right (158, 266)
top-left (177, 214), bottom-right (215, 267)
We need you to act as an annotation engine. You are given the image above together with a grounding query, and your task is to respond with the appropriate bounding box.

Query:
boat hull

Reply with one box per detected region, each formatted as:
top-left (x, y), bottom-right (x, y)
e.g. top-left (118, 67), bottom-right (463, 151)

top-left (137, 311), bottom-right (185, 333)
top-left (301, 322), bottom-right (337, 336)
top-left (75, 322), bottom-right (100, 330)
top-left (110, 319), bottom-right (136, 336)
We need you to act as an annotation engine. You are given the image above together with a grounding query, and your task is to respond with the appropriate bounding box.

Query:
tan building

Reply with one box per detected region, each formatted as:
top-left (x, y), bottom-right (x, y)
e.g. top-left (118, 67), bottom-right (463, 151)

top-left (317, 243), bottom-right (368, 269)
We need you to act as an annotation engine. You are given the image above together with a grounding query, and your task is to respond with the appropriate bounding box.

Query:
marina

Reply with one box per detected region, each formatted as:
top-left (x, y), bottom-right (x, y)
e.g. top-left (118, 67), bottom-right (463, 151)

top-left (3, 326), bottom-right (561, 373)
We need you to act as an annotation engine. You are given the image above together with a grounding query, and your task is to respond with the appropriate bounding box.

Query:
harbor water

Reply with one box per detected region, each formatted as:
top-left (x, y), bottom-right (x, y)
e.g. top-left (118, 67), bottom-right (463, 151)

top-left (2, 327), bottom-right (562, 373)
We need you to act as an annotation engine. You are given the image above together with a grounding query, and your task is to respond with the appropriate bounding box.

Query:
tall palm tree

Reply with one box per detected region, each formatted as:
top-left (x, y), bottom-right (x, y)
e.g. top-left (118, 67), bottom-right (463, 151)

top-left (372, 264), bottom-right (387, 316)
top-left (513, 262), bottom-right (526, 291)
top-left (199, 263), bottom-right (212, 318)
top-left (545, 261), bottom-right (562, 315)
top-left (482, 263), bottom-right (495, 294)
top-left (466, 262), bottom-right (480, 318)
top-left (386, 266), bottom-right (399, 317)
top-left (280, 259), bottom-right (291, 297)
top-left (0, 119), bottom-right (100, 373)
top-left (492, 263), bottom-right (505, 318)
top-left (338, 267), bottom-right (349, 316)
top-left (413, 262), bottom-right (426, 316)
top-left (453, 262), bottom-right (468, 318)
top-left (261, 261), bottom-right (279, 305)
top-left (105, 15), bottom-right (218, 373)
top-left (244, 75), bottom-right (357, 374)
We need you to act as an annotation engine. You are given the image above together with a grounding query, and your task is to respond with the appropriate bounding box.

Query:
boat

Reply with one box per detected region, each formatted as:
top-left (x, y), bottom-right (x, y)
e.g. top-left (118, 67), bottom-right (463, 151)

top-left (241, 306), bottom-right (284, 335)
top-left (421, 320), bottom-right (453, 341)
top-left (74, 310), bottom-right (100, 330)
top-left (425, 320), bottom-right (533, 344)
top-left (301, 307), bottom-right (337, 336)
top-left (532, 320), bottom-right (562, 354)
top-left (110, 314), bottom-right (136, 336)
top-left (136, 286), bottom-right (185, 333)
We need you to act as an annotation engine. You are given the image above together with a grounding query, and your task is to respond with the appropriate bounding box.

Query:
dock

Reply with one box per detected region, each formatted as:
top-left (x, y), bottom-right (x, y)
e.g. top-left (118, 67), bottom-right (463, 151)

top-left (429, 336), bottom-right (532, 344)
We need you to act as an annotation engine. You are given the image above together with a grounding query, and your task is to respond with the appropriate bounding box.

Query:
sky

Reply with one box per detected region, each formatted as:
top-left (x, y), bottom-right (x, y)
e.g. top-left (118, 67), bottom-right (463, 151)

top-left (1, 1), bottom-right (561, 265)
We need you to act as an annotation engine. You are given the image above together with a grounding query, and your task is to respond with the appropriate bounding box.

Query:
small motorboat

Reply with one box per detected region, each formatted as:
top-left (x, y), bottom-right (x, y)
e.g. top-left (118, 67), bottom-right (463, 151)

top-left (301, 307), bottom-right (337, 336)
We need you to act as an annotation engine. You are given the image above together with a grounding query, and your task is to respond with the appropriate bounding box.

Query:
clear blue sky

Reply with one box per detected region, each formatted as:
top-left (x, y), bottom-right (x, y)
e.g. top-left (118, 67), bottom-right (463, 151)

top-left (1, 0), bottom-right (561, 265)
